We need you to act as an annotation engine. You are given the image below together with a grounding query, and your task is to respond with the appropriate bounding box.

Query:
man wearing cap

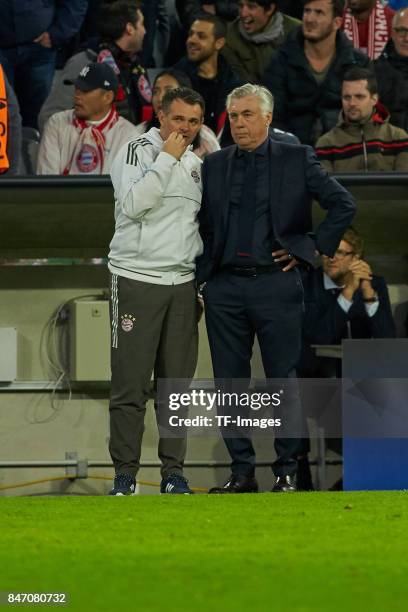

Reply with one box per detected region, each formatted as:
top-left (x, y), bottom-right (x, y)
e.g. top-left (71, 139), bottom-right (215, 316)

top-left (37, 62), bottom-right (140, 175)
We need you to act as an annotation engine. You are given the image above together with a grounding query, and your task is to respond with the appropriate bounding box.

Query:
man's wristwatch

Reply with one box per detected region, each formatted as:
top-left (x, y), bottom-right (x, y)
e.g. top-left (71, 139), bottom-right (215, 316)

top-left (363, 292), bottom-right (378, 303)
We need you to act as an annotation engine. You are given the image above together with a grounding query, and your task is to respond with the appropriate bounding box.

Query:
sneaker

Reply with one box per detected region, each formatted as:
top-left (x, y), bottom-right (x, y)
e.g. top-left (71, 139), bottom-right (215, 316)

top-left (109, 472), bottom-right (136, 496)
top-left (160, 473), bottom-right (194, 494)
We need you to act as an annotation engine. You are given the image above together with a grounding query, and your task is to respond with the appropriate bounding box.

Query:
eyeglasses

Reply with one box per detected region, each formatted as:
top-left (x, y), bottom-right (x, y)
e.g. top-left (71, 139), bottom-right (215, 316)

top-left (323, 249), bottom-right (354, 260)
top-left (393, 27), bottom-right (408, 38)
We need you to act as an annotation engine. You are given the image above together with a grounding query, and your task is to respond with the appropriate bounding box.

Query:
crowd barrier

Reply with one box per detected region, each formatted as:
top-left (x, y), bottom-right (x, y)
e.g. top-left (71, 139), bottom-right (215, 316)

top-left (0, 173), bottom-right (406, 282)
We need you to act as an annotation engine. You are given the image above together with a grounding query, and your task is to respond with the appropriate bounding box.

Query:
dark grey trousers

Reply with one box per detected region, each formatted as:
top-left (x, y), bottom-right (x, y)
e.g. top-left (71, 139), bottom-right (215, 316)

top-left (109, 274), bottom-right (198, 479)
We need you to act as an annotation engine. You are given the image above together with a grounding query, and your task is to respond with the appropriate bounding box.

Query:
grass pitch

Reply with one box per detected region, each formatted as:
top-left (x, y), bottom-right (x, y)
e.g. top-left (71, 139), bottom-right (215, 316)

top-left (1, 492), bottom-right (407, 612)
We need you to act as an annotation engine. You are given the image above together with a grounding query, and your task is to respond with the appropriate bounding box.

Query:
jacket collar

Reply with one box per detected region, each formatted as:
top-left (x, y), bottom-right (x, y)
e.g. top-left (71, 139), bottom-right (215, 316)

top-left (337, 101), bottom-right (390, 128)
top-left (179, 53), bottom-right (235, 82)
top-left (284, 27), bottom-right (362, 68)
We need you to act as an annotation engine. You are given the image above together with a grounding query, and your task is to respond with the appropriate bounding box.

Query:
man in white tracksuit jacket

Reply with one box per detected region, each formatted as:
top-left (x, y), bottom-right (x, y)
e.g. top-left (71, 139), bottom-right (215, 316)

top-left (108, 87), bottom-right (205, 495)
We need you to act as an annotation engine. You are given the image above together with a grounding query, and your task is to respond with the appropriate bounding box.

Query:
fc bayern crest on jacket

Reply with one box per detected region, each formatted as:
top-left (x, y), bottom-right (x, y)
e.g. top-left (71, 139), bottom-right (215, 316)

top-left (76, 144), bottom-right (98, 172)
top-left (121, 314), bottom-right (136, 332)
top-left (191, 168), bottom-right (200, 183)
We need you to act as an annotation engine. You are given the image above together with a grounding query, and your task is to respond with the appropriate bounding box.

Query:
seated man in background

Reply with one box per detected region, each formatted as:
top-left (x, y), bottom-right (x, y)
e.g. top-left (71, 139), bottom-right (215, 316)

top-left (342, 0), bottom-right (395, 59)
top-left (297, 226), bottom-right (396, 488)
top-left (299, 226), bottom-right (396, 380)
top-left (375, 8), bottom-right (408, 133)
top-left (175, 13), bottom-right (242, 137)
top-left (222, 0), bottom-right (300, 82)
top-left (315, 67), bottom-right (408, 171)
top-left (38, 0), bottom-right (151, 132)
top-left (263, 0), bottom-right (371, 146)
top-left (37, 63), bottom-right (140, 175)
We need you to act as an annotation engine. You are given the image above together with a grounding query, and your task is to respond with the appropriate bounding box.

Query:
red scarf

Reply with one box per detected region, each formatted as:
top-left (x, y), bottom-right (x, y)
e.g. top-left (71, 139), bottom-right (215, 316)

top-left (343, 0), bottom-right (390, 60)
top-left (63, 105), bottom-right (119, 175)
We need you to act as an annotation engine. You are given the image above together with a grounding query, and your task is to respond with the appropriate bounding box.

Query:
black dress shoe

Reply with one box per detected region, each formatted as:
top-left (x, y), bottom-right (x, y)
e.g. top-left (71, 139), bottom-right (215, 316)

top-left (296, 455), bottom-right (314, 491)
top-left (272, 475), bottom-right (297, 492)
top-left (209, 474), bottom-right (258, 494)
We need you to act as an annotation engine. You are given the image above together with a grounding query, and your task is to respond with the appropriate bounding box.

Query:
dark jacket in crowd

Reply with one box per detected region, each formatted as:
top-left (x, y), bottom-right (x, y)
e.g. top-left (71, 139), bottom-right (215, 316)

top-left (201, 0), bottom-right (238, 20)
top-left (175, 54), bottom-right (242, 134)
top-left (0, 0), bottom-right (88, 48)
top-left (315, 103), bottom-right (408, 172)
top-left (298, 267), bottom-right (396, 376)
top-left (222, 11), bottom-right (301, 82)
top-left (375, 39), bottom-right (408, 133)
top-left (141, 0), bottom-right (170, 67)
top-left (176, 0), bottom-right (238, 27)
top-left (263, 28), bottom-right (371, 145)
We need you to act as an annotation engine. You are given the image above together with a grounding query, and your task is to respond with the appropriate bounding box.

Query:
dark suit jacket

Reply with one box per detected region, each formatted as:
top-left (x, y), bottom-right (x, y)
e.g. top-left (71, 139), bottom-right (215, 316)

top-left (298, 267), bottom-right (396, 376)
top-left (196, 139), bottom-right (356, 284)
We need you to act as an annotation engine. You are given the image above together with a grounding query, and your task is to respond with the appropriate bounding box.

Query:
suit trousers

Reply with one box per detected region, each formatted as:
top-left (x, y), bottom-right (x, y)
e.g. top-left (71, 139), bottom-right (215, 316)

top-left (109, 274), bottom-right (198, 479)
top-left (203, 268), bottom-right (304, 478)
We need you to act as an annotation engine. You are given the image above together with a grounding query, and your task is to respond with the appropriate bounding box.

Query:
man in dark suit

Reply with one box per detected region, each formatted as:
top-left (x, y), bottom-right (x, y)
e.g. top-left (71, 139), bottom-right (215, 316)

top-left (299, 226), bottom-right (396, 377)
top-left (296, 226), bottom-right (396, 490)
top-left (197, 83), bottom-right (356, 493)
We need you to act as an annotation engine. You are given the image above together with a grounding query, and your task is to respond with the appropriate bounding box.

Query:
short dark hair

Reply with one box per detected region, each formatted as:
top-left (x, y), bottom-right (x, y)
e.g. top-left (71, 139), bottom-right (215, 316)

top-left (192, 13), bottom-right (227, 39)
top-left (161, 87), bottom-right (205, 116)
top-left (153, 69), bottom-right (192, 90)
top-left (97, 0), bottom-right (141, 41)
top-left (249, 1), bottom-right (276, 10)
top-left (343, 67), bottom-right (378, 95)
top-left (303, 0), bottom-right (345, 19)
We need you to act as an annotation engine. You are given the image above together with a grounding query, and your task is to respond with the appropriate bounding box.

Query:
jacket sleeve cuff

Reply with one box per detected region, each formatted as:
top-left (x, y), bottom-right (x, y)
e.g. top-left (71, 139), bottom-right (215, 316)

top-left (337, 294), bottom-right (352, 314)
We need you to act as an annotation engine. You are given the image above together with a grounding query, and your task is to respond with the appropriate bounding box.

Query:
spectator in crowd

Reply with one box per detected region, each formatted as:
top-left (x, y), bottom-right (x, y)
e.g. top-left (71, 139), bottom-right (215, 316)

top-left (175, 14), bottom-right (242, 136)
top-left (374, 8), bottom-right (408, 132)
top-left (222, 1), bottom-right (301, 82)
top-left (38, 0), bottom-right (151, 132)
top-left (299, 225), bottom-right (396, 374)
top-left (0, 0), bottom-right (88, 130)
top-left (108, 88), bottom-right (205, 496)
top-left (315, 67), bottom-right (408, 171)
top-left (133, 68), bottom-right (220, 158)
top-left (263, 0), bottom-right (371, 145)
top-left (173, 1), bottom-right (239, 66)
top-left (342, 0), bottom-right (395, 59)
top-left (297, 226), bottom-right (396, 488)
top-left (37, 63), bottom-right (139, 175)
top-left (0, 62), bottom-right (22, 176)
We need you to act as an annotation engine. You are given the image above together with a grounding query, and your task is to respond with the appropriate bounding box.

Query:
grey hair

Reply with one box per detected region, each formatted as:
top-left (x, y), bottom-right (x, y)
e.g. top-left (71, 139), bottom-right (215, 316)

top-left (393, 8), bottom-right (408, 28)
top-left (226, 83), bottom-right (274, 115)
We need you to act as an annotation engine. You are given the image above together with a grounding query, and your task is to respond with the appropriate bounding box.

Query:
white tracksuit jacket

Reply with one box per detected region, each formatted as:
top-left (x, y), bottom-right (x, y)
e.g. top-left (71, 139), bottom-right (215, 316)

top-left (108, 127), bottom-right (203, 285)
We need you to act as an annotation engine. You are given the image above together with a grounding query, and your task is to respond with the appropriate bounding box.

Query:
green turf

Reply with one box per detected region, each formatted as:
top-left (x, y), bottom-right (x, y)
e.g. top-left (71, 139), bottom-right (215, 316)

top-left (1, 492), bottom-right (407, 612)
